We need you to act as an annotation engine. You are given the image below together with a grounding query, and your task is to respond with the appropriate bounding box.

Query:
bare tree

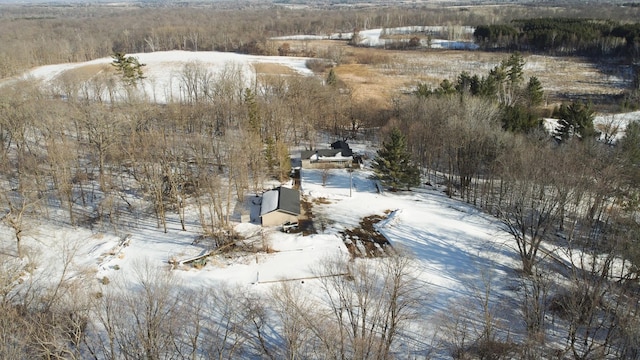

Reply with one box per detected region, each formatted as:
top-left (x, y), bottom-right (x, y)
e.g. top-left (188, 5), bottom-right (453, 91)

top-left (269, 281), bottom-right (321, 359)
top-left (554, 210), bottom-right (637, 359)
top-left (499, 146), bottom-right (561, 276)
top-left (45, 134), bottom-right (78, 224)
top-left (314, 253), bottom-right (426, 359)
top-left (178, 61), bottom-right (213, 104)
top-left (1, 187), bottom-right (42, 258)
top-left (90, 260), bottom-right (183, 360)
top-left (75, 104), bottom-right (125, 193)
top-left (438, 297), bottom-right (474, 359)
top-left (321, 166), bottom-right (331, 186)
top-left (518, 267), bottom-right (552, 358)
top-left (0, 240), bottom-right (95, 359)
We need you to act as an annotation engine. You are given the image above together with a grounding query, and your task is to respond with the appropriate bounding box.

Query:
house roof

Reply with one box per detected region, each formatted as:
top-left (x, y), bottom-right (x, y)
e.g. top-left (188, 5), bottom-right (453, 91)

top-left (330, 140), bottom-right (353, 157)
top-left (300, 149), bottom-right (342, 160)
top-left (260, 186), bottom-right (301, 217)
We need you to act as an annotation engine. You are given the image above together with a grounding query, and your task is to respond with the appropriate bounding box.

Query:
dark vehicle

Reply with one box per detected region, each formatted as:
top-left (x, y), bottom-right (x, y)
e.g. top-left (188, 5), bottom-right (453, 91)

top-left (282, 221), bottom-right (299, 233)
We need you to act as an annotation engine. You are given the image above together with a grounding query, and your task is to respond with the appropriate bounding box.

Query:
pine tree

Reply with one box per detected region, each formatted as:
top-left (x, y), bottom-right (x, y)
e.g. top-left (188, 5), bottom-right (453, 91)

top-left (244, 88), bottom-right (260, 135)
top-left (372, 128), bottom-right (420, 191)
top-left (111, 52), bottom-right (146, 86)
top-left (619, 121), bottom-right (640, 165)
top-left (525, 76), bottom-right (544, 108)
top-left (326, 68), bottom-right (337, 87)
top-left (553, 101), bottom-right (597, 141)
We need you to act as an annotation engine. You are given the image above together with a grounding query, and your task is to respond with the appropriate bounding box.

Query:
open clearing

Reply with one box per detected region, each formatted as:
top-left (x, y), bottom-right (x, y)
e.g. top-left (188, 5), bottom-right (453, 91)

top-left (272, 38), bottom-right (631, 110)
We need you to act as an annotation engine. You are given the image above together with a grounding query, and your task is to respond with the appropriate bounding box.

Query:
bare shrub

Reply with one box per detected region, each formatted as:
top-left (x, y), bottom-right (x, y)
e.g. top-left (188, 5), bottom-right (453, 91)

top-left (321, 167), bottom-right (331, 186)
top-left (305, 59), bottom-right (332, 73)
top-left (269, 281), bottom-right (319, 359)
top-left (354, 51), bottom-right (392, 65)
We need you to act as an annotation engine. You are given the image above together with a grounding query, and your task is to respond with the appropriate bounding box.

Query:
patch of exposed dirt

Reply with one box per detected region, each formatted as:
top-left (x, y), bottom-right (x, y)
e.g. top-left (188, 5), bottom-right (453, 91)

top-left (340, 213), bottom-right (392, 258)
top-left (313, 197), bottom-right (331, 205)
top-left (297, 196), bottom-right (317, 236)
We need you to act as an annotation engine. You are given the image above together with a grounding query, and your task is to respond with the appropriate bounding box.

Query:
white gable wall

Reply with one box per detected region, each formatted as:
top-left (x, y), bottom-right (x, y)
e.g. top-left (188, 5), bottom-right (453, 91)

top-left (262, 210), bottom-right (298, 227)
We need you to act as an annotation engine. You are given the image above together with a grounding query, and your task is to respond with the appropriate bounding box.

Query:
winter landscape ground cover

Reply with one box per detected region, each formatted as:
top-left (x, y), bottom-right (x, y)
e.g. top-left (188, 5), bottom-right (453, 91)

top-left (0, 141), bottom-right (525, 356)
top-left (2, 27), bottom-right (640, 357)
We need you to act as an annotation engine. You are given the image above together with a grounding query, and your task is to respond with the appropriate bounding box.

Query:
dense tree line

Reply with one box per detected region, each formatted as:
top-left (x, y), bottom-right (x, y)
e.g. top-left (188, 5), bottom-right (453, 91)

top-left (1, 1), bottom-right (640, 78)
top-left (392, 92), bottom-right (640, 358)
top-left (475, 18), bottom-right (640, 58)
top-left (0, 55), bottom-right (377, 243)
top-left (0, 253), bottom-right (430, 359)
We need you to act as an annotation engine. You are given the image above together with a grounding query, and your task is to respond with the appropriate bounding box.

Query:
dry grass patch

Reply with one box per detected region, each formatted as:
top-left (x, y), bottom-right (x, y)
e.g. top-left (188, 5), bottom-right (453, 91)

top-left (335, 63), bottom-right (410, 106)
top-left (313, 197), bottom-right (332, 205)
top-left (335, 63), bottom-right (376, 80)
top-left (56, 63), bottom-right (113, 82)
top-left (253, 62), bottom-right (300, 76)
top-left (305, 41), bottom-right (629, 107)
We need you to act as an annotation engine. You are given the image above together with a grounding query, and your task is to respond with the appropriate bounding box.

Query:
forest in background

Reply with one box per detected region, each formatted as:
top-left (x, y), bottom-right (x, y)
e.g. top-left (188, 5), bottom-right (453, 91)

top-left (1, 1), bottom-right (640, 78)
top-left (1, 1), bottom-right (640, 358)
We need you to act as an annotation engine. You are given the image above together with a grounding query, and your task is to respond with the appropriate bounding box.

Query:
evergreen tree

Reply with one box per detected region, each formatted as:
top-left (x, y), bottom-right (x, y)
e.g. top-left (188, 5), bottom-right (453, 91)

top-left (618, 121), bottom-right (640, 212)
top-left (619, 121), bottom-right (640, 166)
top-left (244, 88), bottom-right (260, 135)
top-left (265, 136), bottom-right (277, 171)
top-left (501, 104), bottom-right (541, 133)
top-left (456, 72), bottom-right (482, 95)
top-left (372, 128), bottom-right (421, 191)
top-left (326, 68), bottom-right (338, 87)
top-left (414, 82), bottom-right (433, 98)
top-left (504, 52), bottom-right (525, 86)
top-left (553, 101), bottom-right (597, 141)
top-left (524, 76), bottom-right (544, 108)
top-left (111, 52), bottom-right (146, 86)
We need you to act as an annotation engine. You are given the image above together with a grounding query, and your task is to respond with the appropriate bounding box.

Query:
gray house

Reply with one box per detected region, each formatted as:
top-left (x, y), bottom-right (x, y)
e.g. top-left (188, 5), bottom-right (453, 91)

top-left (260, 186), bottom-right (301, 227)
top-left (300, 140), bottom-right (354, 168)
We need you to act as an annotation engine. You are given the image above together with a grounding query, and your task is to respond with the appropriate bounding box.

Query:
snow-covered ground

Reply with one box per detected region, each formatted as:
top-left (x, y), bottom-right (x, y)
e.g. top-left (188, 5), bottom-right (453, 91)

top-left (543, 111), bottom-right (640, 143)
top-left (1, 153), bottom-right (523, 356)
top-left (298, 166), bottom-right (519, 311)
top-left (2, 42), bottom-right (639, 357)
top-left (273, 25), bottom-right (479, 49)
top-left (11, 50), bottom-right (315, 103)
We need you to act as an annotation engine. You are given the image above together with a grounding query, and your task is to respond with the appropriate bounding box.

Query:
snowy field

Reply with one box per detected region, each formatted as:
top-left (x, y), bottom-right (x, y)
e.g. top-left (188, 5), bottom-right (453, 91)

top-left (297, 166), bottom-right (521, 318)
top-left (0, 162), bottom-right (519, 291)
top-left (272, 26), bottom-right (479, 49)
top-left (1, 152), bottom-right (526, 356)
top-left (11, 50), bottom-right (315, 103)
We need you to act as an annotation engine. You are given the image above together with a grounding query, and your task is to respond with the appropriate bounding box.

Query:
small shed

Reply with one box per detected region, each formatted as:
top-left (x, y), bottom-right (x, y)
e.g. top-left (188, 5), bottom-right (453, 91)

top-left (260, 186), bottom-right (301, 227)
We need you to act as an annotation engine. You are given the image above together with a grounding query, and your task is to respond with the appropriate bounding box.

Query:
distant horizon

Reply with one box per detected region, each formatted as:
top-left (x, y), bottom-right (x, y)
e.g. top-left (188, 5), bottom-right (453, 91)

top-left (0, 0), bottom-right (505, 6)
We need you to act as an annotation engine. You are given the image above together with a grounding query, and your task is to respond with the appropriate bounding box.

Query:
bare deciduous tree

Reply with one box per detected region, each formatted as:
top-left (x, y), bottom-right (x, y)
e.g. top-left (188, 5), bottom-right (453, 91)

top-left (500, 146), bottom-right (561, 276)
top-left (314, 253), bottom-right (426, 359)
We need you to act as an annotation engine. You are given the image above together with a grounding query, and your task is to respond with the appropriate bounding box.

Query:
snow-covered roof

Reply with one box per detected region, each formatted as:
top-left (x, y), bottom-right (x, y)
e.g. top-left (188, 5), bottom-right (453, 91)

top-left (301, 149), bottom-right (353, 161)
top-left (260, 188), bottom-right (280, 216)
